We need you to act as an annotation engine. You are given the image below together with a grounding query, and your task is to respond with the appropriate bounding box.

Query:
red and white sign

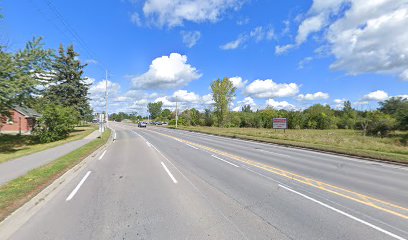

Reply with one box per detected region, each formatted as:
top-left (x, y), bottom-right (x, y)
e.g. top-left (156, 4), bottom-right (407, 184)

top-left (273, 118), bottom-right (287, 129)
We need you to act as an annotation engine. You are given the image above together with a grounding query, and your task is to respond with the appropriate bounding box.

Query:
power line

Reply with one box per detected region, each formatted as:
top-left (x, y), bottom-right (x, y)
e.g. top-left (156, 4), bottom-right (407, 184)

top-left (42, 0), bottom-right (108, 71)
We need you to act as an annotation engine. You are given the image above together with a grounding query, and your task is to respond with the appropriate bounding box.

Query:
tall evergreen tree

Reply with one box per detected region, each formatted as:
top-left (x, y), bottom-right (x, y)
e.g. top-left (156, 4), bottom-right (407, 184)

top-left (44, 44), bottom-right (91, 120)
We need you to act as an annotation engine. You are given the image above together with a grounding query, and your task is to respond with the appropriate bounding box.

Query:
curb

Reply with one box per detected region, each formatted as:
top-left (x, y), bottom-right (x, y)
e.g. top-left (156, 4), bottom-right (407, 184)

top-left (0, 129), bottom-right (113, 239)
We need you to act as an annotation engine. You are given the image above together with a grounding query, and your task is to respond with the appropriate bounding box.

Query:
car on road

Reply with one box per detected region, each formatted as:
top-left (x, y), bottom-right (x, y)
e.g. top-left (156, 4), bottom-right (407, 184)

top-left (138, 122), bottom-right (147, 128)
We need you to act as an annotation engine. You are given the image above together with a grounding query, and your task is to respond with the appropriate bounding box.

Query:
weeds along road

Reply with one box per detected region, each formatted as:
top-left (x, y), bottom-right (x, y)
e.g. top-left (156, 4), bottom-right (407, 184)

top-left (7, 122), bottom-right (408, 240)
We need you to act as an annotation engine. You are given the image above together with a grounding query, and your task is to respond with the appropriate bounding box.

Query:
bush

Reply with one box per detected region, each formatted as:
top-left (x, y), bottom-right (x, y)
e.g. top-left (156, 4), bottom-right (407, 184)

top-left (366, 111), bottom-right (396, 137)
top-left (34, 104), bottom-right (79, 143)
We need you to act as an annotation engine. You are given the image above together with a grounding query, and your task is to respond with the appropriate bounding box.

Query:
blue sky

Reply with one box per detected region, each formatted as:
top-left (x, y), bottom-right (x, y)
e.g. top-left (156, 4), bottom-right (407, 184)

top-left (1, 0), bottom-right (407, 114)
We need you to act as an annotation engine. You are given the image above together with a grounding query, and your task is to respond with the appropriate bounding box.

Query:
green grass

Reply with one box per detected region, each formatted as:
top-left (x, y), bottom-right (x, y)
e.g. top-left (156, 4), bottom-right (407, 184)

top-left (0, 125), bottom-right (98, 164)
top-left (0, 129), bottom-right (110, 222)
top-left (169, 126), bottom-right (408, 164)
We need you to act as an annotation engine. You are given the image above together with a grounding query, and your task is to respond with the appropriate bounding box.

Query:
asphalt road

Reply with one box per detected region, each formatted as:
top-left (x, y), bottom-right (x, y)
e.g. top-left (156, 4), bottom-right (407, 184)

top-left (7, 123), bottom-right (408, 240)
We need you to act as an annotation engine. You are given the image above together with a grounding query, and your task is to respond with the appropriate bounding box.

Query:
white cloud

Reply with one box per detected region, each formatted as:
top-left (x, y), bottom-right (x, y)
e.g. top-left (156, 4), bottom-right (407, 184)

top-left (220, 35), bottom-right (247, 50)
top-left (131, 53), bottom-right (201, 90)
top-left (221, 25), bottom-right (274, 50)
top-left (88, 80), bottom-right (121, 112)
top-left (85, 59), bottom-right (98, 65)
top-left (202, 94), bottom-right (214, 105)
top-left (298, 57), bottom-right (313, 69)
top-left (278, 0), bottom-right (408, 80)
top-left (130, 12), bottom-right (142, 26)
top-left (265, 99), bottom-right (296, 110)
top-left (233, 97), bottom-right (257, 111)
top-left (229, 76), bottom-right (247, 89)
top-left (181, 31), bottom-right (201, 48)
top-left (334, 98), bottom-right (346, 104)
top-left (362, 90), bottom-right (389, 101)
top-left (142, 0), bottom-right (244, 27)
top-left (245, 79), bottom-right (300, 98)
top-left (297, 91), bottom-right (330, 101)
top-left (168, 90), bottom-right (200, 103)
top-left (275, 44), bottom-right (294, 55)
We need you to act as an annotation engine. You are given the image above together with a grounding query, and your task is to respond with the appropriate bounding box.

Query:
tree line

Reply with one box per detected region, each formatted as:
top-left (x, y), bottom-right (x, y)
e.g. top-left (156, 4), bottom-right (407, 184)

top-left (0, 37), bottom-right (92, 142)
top-left (145, 78), bottom-right (407, 138)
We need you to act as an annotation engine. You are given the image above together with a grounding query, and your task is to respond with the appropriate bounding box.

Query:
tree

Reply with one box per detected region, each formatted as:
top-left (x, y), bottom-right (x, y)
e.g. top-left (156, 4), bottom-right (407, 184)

top-left (34, 104), bottom-right (79, 143)
top-left (211, 77), bottom-right (236, 127)
top-left (147, 101), bottom-right (163, 119)
top-left (303, 104), bottom-right (337, 129)
top-left (0, 38), bottom-right (52, 117)
top-left (241, 105), bottom-right (252, 113)
top-left (161, 109), bottom-right (172, 120)
top-left (204, 109), bottom-right (214, 126)
top-left (379, 97), bottom-right (408, 130)
top-left (365, 111), bottom-right (396, 137)
top-left (43, 44), bottom-right (90, 120)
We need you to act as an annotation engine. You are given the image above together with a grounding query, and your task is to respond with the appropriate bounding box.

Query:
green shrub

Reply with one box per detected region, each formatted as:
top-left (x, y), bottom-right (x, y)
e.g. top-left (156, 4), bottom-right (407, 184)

top-left (34, 104), bottom-right (79, 143)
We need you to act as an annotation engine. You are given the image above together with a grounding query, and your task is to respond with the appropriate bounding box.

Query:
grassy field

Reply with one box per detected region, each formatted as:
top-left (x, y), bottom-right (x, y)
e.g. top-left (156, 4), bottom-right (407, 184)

top-left (0, 128), bottom-right (110, 222)
top-left (0, 125), bottom-right (97, 164)
top-left (169, 126), bottom-right (408, 163)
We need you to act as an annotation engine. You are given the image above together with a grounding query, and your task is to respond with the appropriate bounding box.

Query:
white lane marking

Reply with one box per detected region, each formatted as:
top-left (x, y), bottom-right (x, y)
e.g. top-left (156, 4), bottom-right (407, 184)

top-left (278, 184), bottom-right (406, 240)
top-left (98, 150), bottom-right (107, 160)
top-left (114, 130), bottom-right (117, 140)
top-left (66, 171), bottom-right (91, 201)
top-left (146, 141), bottom-right (152, 147)
top-left (161, 161), bottom-right (178, 184)
top-left (186, 143), bottom-right (199, 150)
top-left (211, 155), bottom-right (240, 168)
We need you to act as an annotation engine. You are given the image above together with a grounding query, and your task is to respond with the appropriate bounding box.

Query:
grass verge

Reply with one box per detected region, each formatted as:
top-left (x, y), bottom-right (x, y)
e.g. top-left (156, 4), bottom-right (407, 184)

top-left (0, 129), bottom-right (110, 222)
top-left (168, 126), bottom-right (408, 164)
top-left (0, 125), bottom-right (97, 164)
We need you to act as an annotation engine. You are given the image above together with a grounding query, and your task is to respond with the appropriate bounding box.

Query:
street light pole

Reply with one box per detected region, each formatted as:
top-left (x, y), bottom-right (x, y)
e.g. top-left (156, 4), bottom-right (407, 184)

top-left (105, 70), bottom-right (109, 128)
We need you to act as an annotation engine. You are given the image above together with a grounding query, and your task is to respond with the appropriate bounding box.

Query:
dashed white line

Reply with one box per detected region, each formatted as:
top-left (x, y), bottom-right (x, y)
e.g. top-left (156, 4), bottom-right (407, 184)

top-left (186, 143), bottom-right (199, 150)
top-left (98, 150), bottom-right (107, 160)
top-left (278, 184), bottom-right (406, 240)
top-left (161, 161), bottom-right (178, 183)
top-left (66, 171), bottom-right (91, 201)
top-left (211, 155), bottom-right (240, 168)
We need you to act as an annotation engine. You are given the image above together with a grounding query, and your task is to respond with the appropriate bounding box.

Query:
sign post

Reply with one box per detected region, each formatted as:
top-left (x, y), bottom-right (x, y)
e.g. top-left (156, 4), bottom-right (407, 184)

top-left (99, 113), bottom-right (105, 138)
top-left (273, 118), bottom-right (288, 132)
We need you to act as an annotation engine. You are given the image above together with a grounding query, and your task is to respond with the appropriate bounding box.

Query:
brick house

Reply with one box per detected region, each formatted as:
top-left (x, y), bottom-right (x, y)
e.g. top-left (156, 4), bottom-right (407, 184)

top-left (0, 106), bottom-right (41, 135)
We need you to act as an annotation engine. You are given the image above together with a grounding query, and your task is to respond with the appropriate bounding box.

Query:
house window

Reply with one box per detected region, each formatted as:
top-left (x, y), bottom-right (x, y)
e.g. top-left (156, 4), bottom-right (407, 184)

top-left (6, 117), bottom-right (14, 125)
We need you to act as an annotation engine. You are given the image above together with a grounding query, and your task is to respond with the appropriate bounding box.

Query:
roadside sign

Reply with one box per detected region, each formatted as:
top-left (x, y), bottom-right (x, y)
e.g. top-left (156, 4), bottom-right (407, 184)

top-left (273, 118), bottom-right (287, 129)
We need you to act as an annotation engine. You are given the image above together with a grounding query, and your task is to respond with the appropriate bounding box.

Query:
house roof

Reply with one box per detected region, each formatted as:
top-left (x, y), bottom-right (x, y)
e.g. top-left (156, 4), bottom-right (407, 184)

top-left (13, 105), bottom-right (42, 118)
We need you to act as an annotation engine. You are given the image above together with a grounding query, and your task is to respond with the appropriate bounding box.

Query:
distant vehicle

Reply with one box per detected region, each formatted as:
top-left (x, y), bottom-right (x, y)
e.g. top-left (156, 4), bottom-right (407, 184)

top-left (162, 122), bottom-right (168, 126)
top-left (138, 122), bottom-right (147, 128)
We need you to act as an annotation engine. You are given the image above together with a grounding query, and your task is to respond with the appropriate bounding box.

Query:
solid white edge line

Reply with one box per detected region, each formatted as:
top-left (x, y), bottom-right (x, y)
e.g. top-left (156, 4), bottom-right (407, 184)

top-left (146, 141), bottom-right (152, 147)
top-left (66, 171), bottom-right (91, 201)
top-left (186, 143), bottom-right (199, 150)
top-left (161, 161), bottom-right (178, 184)
top-left (98, 150), bottom-right (107, 160)
top-left (211, 155), bottom-right (240, 168)
top-left (278, 184), bottom-right (406, 240)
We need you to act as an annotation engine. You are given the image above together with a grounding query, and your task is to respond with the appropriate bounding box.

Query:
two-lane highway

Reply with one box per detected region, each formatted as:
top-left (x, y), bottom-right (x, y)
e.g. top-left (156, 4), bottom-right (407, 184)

top-left (6, 122), bottom-right (408, 239)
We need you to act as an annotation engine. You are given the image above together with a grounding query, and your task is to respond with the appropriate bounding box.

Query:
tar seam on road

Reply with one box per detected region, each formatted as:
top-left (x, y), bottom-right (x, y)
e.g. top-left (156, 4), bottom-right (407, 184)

top-left (211, 155), bottom-right (240, 168)
top-left (278, 184), bottom-right (406, 240)
top-left (66, 171), bottom-right (91, 201)
top-left (161, 161), bottom-right (178, 184)
top-left (98, 150), bottom-right (107, 160)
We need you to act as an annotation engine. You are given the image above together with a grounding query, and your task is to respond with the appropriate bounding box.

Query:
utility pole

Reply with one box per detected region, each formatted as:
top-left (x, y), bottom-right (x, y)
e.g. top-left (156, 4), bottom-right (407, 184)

top-left (175, 97), bottom-right (178, 128)
top-left (105, 70), bottom-right (109, 128)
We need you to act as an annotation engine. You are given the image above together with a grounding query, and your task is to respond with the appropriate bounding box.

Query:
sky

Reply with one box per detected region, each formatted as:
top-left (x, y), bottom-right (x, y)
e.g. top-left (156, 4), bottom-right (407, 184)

top-left (1, 0), bottom-right (407, 114)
